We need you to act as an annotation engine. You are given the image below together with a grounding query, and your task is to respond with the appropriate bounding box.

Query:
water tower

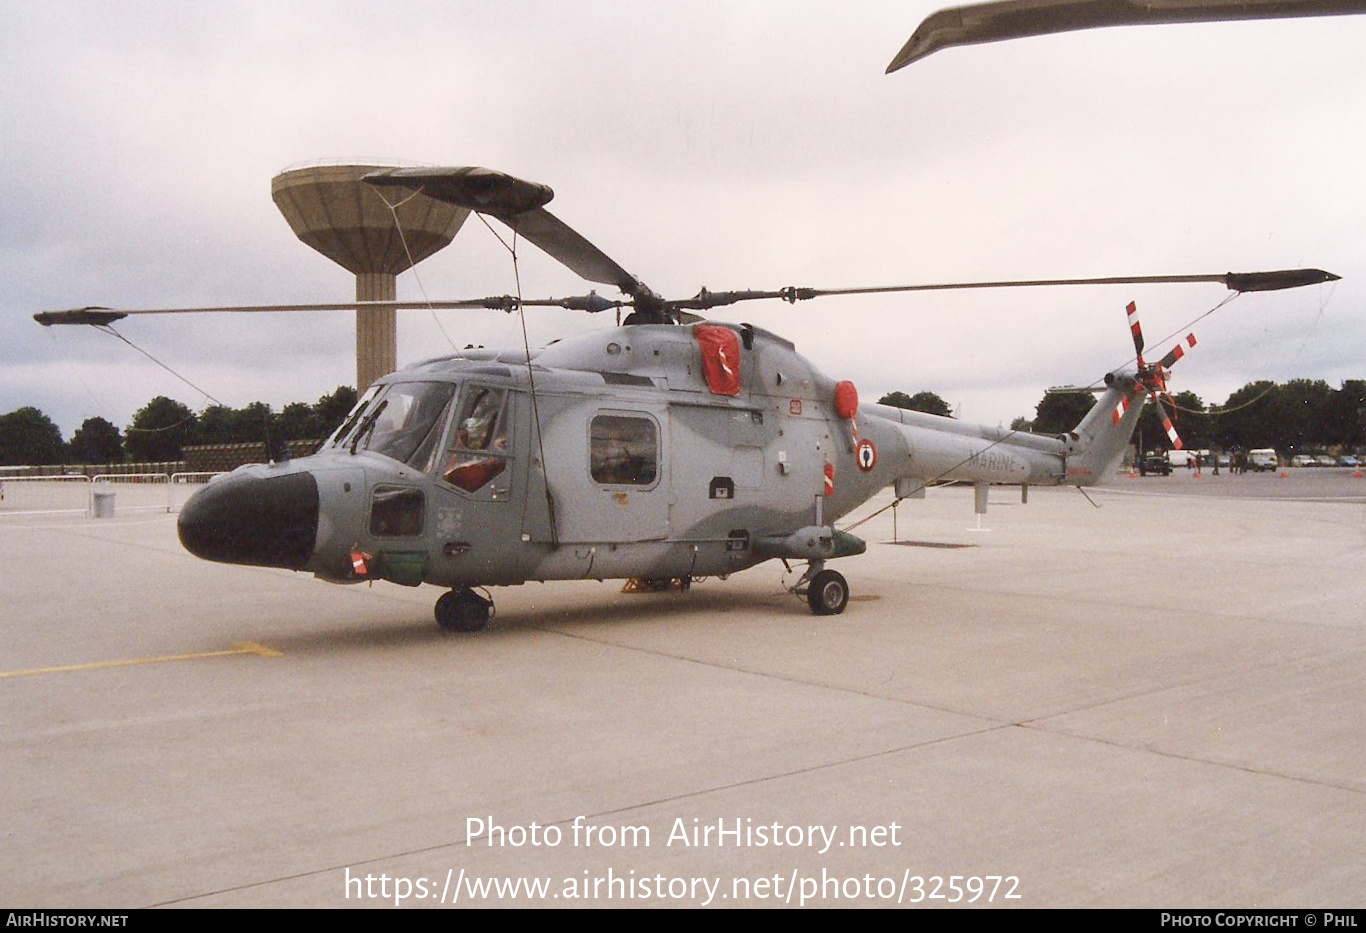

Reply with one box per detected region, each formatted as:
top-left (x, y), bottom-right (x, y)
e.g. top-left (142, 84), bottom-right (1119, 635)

top-left (271, 164), bottom-right (470, 390)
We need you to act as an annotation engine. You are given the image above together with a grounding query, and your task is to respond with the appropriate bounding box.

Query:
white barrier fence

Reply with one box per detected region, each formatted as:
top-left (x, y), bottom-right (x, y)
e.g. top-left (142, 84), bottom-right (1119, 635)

top-left (0, 472), bottom-right (225, 517)
top-left (170, 472), bottom-right (223, 512)
top-left (0, 475), bottom-right (91, 515)
top-left (89, 472), bottom-right (172, 514)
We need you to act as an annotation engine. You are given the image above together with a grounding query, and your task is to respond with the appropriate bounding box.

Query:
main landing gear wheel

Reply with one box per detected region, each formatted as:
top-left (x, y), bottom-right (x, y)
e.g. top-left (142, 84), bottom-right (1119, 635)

top-left (807, 569), bottom-right (849, 616)
top-left (435, 587), bottom-right (492, 632)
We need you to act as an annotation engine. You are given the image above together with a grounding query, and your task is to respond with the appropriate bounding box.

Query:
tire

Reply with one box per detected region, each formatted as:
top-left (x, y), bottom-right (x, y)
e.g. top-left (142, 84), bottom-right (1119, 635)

top-left (807, 569), bottom-right (849, 616)
top-left (435, 589), bottom-right (489, 632)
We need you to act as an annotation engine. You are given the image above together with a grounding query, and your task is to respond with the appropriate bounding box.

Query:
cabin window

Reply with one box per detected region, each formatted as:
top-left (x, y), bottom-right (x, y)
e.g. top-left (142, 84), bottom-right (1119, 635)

top-left (442, 386), bottom-right (509, 494)
top-left (590, 414), bottom-right (658, 486)
top-left (369, 485), bottom-right (425, 536)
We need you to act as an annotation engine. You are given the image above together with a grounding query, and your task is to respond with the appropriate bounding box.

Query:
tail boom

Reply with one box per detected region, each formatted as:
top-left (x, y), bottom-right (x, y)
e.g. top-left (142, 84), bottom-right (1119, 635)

top-left (864, 378), bottom-right (1144, 491)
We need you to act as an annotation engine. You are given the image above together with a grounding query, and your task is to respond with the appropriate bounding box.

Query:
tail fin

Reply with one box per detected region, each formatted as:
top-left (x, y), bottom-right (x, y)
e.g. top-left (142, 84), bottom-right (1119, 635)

top-left (1061, 300), bottom-right (1201, 484)
top-left (1061, 374), bottom-right (1144, 485)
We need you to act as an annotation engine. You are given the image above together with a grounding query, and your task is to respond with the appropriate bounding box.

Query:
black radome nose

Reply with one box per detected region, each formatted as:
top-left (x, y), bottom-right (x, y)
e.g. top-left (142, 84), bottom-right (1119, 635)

top-left (178, 471), bottom-right (319, 570)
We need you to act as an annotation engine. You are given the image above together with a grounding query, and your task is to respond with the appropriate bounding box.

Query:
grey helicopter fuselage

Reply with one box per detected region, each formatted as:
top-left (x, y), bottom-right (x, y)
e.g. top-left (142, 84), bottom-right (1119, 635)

top-left (176, 316), bottom-right (1146, 595)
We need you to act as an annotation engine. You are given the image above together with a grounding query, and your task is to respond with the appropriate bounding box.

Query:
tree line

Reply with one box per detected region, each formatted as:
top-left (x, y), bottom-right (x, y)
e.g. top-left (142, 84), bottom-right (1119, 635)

top-left (0, 386), bottom-right (357, 466)
top-left (1022, 379), bottom-right (1366, 453)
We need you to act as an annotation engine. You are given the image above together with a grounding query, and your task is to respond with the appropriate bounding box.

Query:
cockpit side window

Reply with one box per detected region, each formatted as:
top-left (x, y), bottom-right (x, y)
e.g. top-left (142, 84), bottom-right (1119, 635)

top-left (442, 386), bottom-right (510, 494)
top-left (454, 386), bottom-right (506, 452)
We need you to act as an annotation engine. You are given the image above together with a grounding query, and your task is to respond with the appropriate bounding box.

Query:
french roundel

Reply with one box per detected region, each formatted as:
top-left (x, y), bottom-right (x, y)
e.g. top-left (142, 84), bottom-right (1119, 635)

top-left (856, 439), bottom-right (877, 472)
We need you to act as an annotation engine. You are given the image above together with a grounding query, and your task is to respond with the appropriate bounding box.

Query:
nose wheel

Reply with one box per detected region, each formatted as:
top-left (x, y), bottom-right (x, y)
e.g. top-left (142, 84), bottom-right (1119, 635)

top-left (789, 560), bottom-right (849, 616)
top-left (435, 586), bottom-right (493, 632)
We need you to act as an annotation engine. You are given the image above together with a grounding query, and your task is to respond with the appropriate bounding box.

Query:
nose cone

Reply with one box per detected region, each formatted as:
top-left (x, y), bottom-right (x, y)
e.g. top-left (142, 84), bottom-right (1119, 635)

top-left (178, 470), bottom-right (319, 570)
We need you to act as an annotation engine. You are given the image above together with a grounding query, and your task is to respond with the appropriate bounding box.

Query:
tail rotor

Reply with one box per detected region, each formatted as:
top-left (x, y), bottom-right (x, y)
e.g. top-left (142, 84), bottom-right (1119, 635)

top-left (1122, 301), bottom-right (1197, 451)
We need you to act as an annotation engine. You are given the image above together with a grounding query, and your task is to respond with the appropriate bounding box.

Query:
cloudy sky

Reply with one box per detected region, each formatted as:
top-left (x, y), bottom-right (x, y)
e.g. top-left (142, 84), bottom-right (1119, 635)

top-left (3, 0), bottom-right (1363, 437)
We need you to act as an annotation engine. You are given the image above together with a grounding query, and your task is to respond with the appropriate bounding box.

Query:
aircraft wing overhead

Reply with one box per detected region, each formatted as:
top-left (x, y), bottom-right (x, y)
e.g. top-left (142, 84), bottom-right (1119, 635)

top-left (887, 0), bottom-right (1366, 71)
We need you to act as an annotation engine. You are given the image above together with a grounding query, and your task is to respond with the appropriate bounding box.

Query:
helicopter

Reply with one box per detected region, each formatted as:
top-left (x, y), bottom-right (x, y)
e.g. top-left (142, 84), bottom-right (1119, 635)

top-left (36, 166), bottom-right (1336, 630)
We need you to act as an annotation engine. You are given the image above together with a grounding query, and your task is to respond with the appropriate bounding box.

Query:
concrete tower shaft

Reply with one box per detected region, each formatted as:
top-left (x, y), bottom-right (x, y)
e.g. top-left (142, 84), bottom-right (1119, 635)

top-left (271, 164), bottom-right (470, 390)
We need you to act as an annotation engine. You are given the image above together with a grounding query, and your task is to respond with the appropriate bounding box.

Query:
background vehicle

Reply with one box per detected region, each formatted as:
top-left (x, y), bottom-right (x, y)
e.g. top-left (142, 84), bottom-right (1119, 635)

top-left (1138, 452), bottom-right (1172, 476)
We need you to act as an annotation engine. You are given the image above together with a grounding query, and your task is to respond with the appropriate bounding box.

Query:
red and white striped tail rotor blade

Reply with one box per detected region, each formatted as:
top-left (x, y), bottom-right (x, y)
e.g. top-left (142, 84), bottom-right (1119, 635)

top-left (1158, 333), bottom-right (1198, 370)
top-left (1126, 301), bottom-right (1146, 367)
top-left (1148, 392), bottom-right (1184, 451)
top-left (1112, 392), bottom-right (1134, 425)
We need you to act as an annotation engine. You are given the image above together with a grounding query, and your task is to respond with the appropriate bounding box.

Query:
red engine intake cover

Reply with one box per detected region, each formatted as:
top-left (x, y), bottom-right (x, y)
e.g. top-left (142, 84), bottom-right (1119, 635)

top-left (694, 324), bottom-right (742, 397)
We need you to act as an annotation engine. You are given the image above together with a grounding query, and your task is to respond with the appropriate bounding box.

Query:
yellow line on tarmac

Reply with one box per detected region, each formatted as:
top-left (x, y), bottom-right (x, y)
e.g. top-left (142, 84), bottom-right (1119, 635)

top-left (0, 641), bottom-right (281, 680)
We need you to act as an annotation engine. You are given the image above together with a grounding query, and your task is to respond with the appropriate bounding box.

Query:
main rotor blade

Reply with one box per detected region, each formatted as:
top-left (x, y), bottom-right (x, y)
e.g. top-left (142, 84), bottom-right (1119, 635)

top-left (365, 166), bottom-right (657, 305)
top-left (652, 267), bottom-right (1339, 315)
top-left (365, 166), bottom-right (555, 216)
top-left (770, 268), bottom-right (1338, 303)
top-left (496, 208), bottom-right (655, 301)
top-left (35, 268), bottom-right (1336, 327)
top-left (888, 0), bottom-right (1366, 72)
top-left (34, 295), bottom-right (621, 325)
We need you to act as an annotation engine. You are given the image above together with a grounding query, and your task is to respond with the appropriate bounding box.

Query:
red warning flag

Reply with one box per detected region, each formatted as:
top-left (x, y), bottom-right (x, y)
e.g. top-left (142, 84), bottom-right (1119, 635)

top-left (350, 549), bottom-right (372, 577)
